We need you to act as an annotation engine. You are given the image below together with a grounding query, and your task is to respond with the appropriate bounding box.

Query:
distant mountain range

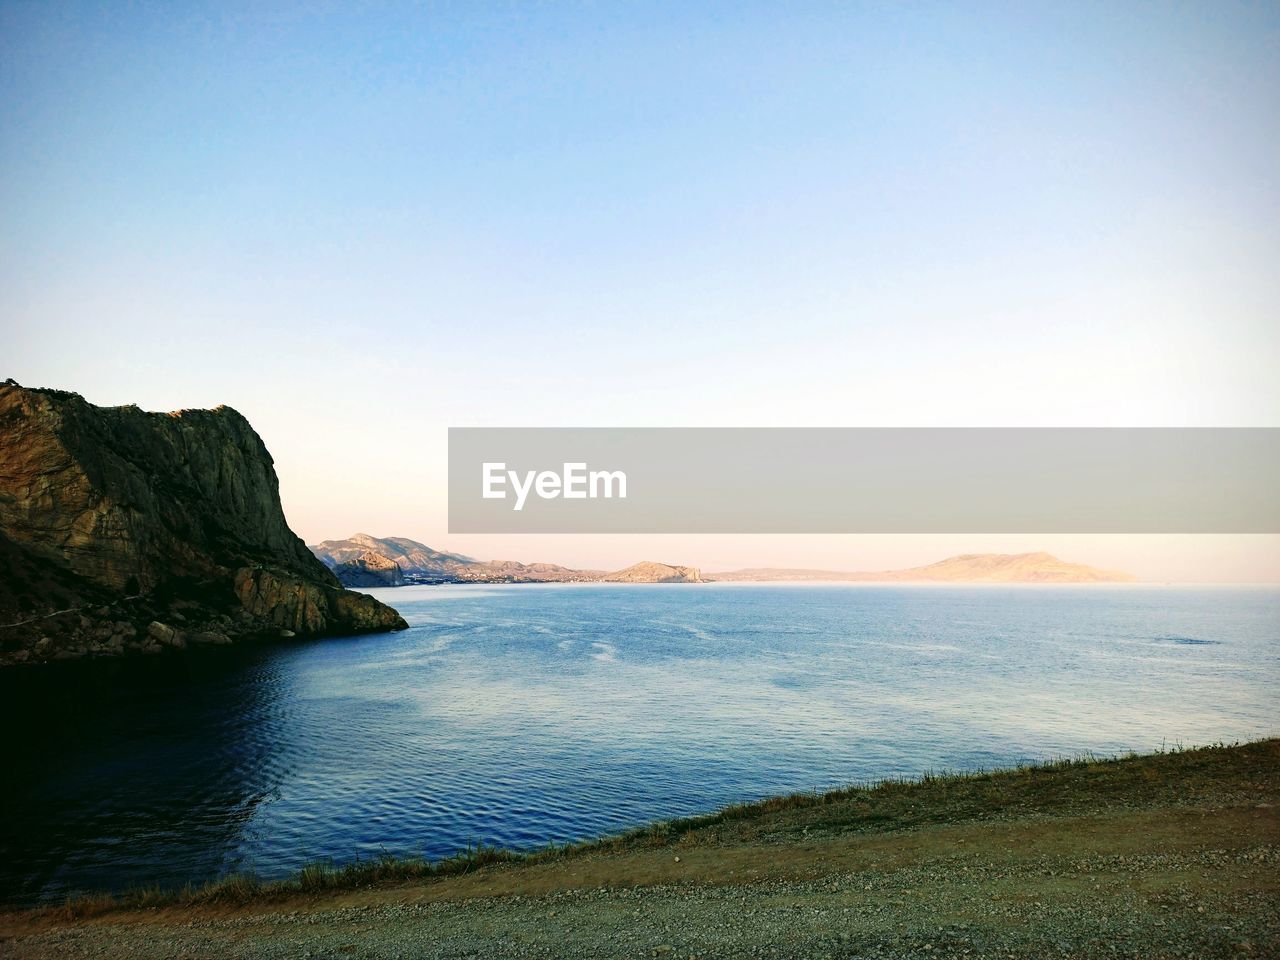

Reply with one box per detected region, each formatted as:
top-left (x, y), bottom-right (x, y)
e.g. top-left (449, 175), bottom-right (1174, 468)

top-left (310, 535), bottom-right (709, 586)
top-left (308, 536), bottom-right (1133, 587)
top-left (308, 535), bottom-right (483, 585)
top-left (710, 552), bottom-right (1137, 584)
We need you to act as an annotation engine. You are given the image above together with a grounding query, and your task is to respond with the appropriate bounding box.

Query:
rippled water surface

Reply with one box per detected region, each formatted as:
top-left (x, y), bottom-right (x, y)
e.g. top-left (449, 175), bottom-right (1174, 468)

top-left (3, 584), bottom-right (1278, 903)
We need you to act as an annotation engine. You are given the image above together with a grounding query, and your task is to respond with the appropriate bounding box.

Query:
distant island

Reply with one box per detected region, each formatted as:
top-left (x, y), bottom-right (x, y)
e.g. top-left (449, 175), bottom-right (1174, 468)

top-left (309, 536), bottom-right (1134, 587)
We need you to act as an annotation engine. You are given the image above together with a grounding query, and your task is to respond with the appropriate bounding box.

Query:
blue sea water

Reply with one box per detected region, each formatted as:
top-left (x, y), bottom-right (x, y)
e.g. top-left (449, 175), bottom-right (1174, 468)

top-left (2, 583), bottom-right (1277, 904)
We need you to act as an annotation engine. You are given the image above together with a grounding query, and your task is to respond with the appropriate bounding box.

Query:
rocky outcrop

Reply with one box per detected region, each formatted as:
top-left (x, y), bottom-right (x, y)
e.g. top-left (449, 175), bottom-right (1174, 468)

top-left (232, 567), bottom-right (406, 629)
top-left (0, 381), bottom-right (406, 666)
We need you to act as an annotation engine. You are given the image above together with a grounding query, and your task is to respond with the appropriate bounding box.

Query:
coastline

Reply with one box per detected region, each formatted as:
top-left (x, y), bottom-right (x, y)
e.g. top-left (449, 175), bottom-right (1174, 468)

top-left (4, 739), bottom-right (1276, 958)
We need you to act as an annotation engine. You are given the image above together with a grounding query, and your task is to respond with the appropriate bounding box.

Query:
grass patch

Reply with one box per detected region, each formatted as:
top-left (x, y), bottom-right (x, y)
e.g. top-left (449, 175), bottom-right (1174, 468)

top-left (39, 844), bottom-right (530, 920)
top-left (23, 737), bottom-right (1278, 921)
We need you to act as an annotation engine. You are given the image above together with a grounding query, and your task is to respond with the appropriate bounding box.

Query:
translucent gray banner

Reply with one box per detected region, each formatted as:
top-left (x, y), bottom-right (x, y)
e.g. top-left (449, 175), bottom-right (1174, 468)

top-left (448, 428), bottom-right (1280, 533)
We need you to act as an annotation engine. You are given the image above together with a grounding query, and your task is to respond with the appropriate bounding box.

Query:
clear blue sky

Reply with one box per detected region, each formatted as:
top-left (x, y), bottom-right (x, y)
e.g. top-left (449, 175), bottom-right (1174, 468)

top-left (3, 2), bottom-right (1278, 577)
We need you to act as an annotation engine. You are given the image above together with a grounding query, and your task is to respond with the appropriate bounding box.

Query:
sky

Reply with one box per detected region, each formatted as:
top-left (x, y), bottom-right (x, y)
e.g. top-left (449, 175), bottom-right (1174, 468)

top-left (3, 2), bottom-right (1278, 580)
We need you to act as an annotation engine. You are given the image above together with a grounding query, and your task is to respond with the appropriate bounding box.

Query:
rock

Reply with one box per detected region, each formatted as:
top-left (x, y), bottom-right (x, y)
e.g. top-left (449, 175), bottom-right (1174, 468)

top-left (233, 567), bottom-right (407, 635)
top-left (0, 381), bottom-right (408, 665)
top-left (0, 384), bottom-right (315, 593)
top-left (147, 621), bottom-right (176, 644)
top-left (190, 631), bottom-right (231, 645)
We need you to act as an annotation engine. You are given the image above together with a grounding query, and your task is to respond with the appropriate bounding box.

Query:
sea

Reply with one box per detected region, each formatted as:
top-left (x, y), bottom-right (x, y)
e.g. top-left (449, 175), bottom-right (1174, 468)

top-left (2, 583), bottom-right (1277, 904)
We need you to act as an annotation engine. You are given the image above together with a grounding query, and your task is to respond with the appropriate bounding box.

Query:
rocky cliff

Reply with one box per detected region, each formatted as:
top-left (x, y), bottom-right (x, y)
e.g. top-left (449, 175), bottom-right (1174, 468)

top-left (0, 381), bottom-right (406, 666)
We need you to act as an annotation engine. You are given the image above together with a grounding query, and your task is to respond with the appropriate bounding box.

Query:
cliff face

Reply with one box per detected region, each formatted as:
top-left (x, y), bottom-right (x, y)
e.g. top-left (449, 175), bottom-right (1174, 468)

top-left (0, 382), bottom-right (406, 666)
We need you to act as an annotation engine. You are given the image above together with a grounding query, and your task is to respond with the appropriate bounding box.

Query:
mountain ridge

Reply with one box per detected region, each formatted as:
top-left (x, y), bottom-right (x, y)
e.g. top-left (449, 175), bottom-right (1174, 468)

top-left (711, 551), bottom-right (1137, 583)
top-left (309, 536), bottom-right (1134, 587)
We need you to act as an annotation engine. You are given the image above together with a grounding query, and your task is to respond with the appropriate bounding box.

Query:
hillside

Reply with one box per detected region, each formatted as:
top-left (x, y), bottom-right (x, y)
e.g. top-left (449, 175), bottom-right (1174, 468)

top-left (712, 552), bottom-right (1136, 583)
top-left (602, 561), bottom-right (703, 583)
top-left (310, 535), bottom-right (599, 583)
top-left (0, 382), bottom-right (406, 667)
top-left (312, 537), bottom-right (707, 585)
top-left (311, 534), bottom-right (476, 580)
top-left (4, 740), bottom-right (1273, 958)
top-left (311, 539), bottom-right (1133, 589)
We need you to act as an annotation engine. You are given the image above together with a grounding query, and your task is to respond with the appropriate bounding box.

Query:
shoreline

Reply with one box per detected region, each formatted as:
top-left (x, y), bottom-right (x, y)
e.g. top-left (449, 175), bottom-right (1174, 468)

top-left (4, 738), bottom-right (1277, 957)
top-left (362, 579), bottom-right (1280, 590)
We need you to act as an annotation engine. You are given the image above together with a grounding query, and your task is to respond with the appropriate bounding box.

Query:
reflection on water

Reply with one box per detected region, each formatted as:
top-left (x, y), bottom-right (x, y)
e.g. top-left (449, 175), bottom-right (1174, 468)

top-left (2, 584), bottom-right (1277, 904)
